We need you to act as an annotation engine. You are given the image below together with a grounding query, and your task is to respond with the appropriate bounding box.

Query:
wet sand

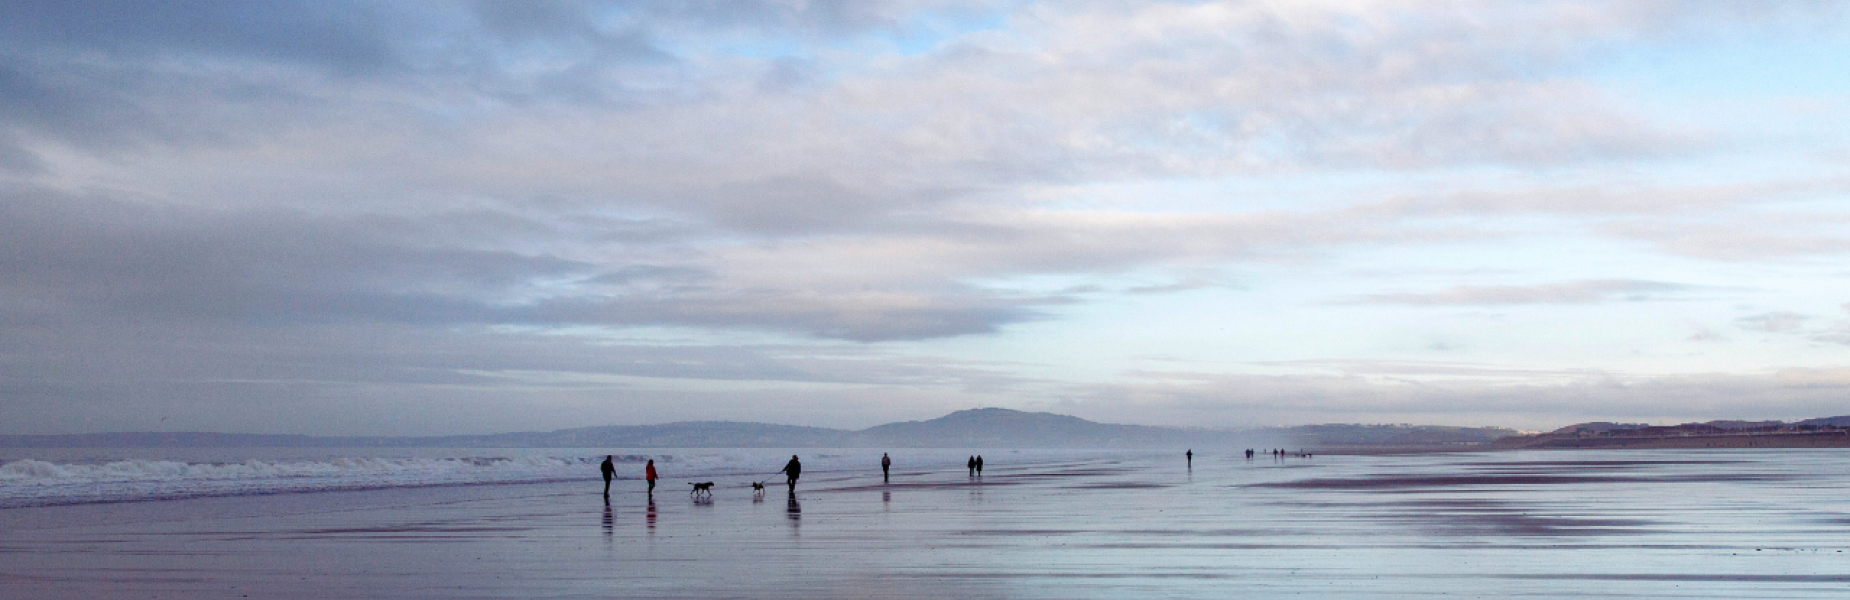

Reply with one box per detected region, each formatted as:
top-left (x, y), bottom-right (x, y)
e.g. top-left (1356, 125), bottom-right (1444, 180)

top-left (4, 449), bottom-right (1849, 598)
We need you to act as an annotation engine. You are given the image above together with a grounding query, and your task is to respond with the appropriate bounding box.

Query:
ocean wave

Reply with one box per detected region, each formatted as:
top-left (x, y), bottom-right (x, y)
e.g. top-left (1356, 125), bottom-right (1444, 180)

top-left (0, 448), bottom-right (1069, 508)
top-left (0, 455), bottom-right (593, 508)
top-left (0, 451), bottom-right (826, 508)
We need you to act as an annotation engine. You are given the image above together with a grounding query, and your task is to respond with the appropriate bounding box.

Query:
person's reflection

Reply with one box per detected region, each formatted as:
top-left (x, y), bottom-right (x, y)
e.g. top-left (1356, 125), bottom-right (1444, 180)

top-left (786, 494), bottom-right (801, 527)
top-left (602, 499), bottom-right (614, 539)
top-left (646, 499), bottom-right (657, 534)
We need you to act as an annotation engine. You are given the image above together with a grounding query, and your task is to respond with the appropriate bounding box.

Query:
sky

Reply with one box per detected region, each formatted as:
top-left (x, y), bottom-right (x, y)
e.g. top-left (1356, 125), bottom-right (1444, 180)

top-left (3, 0), bottom-right (1850, 436)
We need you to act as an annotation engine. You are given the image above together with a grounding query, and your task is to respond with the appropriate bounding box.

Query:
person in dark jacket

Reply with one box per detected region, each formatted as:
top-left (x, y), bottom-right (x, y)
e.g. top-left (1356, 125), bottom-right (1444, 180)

top-left (975, 455), bottom-right (984, 476)
top-left (600, 455), bottom-right (616, 497)
top-left (967, 455), bottom-right (976, 477)
top-left (781, 455), bottom-right (802, 494)
top-left (881, 453), bottom-right (892, 483)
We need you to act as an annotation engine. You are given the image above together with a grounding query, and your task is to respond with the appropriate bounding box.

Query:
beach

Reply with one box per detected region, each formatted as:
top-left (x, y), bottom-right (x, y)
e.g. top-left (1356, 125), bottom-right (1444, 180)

top-left (4, 448), bottom-right (1849, 599)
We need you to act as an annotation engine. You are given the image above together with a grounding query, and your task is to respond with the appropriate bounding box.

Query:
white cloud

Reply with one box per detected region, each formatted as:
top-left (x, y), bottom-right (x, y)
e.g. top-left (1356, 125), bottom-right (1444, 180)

top-left (1342, 279), bottom-right (1696, 305)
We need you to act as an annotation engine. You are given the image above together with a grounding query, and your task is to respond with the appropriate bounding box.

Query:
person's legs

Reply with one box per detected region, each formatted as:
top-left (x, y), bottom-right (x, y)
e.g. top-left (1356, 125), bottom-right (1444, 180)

top-left (647, 480), bottom-right (655, 495)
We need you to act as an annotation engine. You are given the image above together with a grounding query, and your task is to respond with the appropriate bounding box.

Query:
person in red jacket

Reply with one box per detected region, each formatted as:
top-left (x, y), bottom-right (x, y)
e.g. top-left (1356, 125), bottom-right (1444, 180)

top-left (645, 459), bottom-right (659, 498)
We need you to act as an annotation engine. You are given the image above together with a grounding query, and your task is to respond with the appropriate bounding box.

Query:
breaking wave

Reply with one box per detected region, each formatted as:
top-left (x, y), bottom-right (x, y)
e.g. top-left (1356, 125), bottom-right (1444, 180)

top-left (0, 448), bottom-right (1076, 508)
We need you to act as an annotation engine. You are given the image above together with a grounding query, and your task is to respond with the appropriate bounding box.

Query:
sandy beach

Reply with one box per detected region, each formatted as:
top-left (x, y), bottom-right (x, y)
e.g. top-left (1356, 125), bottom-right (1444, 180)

top-left (4, 449), bottom-right (1849, 599)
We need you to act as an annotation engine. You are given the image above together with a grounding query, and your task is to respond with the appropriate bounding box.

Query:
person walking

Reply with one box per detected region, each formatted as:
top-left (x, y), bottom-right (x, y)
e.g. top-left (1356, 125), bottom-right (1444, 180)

top-left (1186, 449), bottom-right (1193, 468)
top-left (881, 452), bottom-right (892, 483)
top-left (975, 455), bottom-right (984, 476)
top-left (781, 455), bottom-right (802, 494)
top-left (644, 459), bottom-right (659, 498)
top-left (600, 455), bottom-right (616, 498)
top-left (967, 455), bottom-right (976, 477)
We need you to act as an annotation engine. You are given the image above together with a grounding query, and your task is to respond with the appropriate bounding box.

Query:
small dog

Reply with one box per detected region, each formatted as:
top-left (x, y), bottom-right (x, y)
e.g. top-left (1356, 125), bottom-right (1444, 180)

top-left (689, 481), bottom-right (715, 497)
top-left (750, 481), bottom-right (766, 494)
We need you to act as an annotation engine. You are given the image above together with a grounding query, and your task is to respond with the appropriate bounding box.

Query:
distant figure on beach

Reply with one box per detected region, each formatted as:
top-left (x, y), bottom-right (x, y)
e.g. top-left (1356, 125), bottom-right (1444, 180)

top-left (600, 455), bottom-right (616, 497)
top-left (1245, 448), bottom-right (1253, 459)
top-left (781, 455), bottom-right (802, 494)
top-left (975, 455), bottom-right (984, 476)
top-left (881, 452), bottom-right (892, 483)
top-left (1186, 449), bottom-right (1193, 467)
top-left (968, 455), bottom-right (977, 477)
top-left (645, 459), bottom-right (659, 498)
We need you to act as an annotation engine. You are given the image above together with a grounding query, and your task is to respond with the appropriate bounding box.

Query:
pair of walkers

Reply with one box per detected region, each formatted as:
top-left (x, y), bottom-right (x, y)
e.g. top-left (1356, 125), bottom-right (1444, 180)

top-left (966, 454), bottom-right (984, 476)
top-left (597, 456), bottom-right (665, 498)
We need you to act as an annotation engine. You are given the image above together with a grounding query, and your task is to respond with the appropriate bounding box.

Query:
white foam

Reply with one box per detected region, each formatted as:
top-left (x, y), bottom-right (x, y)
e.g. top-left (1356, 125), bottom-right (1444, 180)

top-left (0, 448), bottom-right (1096, 508)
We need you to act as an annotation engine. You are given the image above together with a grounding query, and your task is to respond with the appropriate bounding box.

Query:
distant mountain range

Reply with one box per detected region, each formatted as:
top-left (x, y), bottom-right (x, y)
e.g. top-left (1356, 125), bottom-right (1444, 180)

top-left (0, 408), bottom-right (1521, 449)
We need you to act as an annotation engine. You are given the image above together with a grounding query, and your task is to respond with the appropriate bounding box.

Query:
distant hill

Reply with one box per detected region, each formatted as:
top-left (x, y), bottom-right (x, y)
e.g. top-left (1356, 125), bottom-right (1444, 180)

top-left (0, 408), bottom-right (1520, 450)
top-left (1288, 424), bottom-right (1521, 448)
top-left (1499, 416), bottom-right (1850, 449)
top-left (849, 408), bottom-right (1186, 447)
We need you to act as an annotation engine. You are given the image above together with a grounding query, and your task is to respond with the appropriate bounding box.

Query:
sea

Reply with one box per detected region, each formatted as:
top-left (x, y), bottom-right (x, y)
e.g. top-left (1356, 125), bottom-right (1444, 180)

top-left (2, 447), bottom-right (1848, 598)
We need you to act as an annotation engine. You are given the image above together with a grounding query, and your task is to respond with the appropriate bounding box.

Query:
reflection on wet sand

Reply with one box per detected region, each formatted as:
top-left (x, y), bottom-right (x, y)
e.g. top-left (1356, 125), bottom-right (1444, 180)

top-left (4, 450), bottom-right (1848, 599)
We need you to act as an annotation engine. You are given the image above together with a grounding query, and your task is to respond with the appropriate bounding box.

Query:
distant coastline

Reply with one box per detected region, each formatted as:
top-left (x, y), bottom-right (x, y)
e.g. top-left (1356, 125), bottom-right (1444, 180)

top-left (5, 408), bottom-right (1845, 451)
top-left (0, 408), bottom-right (1502, 450)
top-left (1491, 417), bottom-right (1850, 450)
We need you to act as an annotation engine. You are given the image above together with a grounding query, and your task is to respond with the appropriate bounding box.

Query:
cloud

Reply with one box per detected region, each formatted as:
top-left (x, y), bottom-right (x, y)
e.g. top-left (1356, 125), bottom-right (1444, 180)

top-left (1342, 279), bottom-right (1695, 305)
top-left (1057, 367), bottom-right (1850, 430)
top-left (1736, 311), bottom-right (1811, 333)
top-left (2, 1), bottom-right (1848, 435)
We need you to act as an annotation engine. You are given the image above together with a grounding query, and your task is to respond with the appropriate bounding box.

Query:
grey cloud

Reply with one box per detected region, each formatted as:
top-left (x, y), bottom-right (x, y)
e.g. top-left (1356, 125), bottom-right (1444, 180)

top-left (0, 1), bottom-right (403, 73)
top-left (1342, 279), bottom-right (1694, 305)
top-left (0, 186), bottom-right (1050, 341)
top-left (1605, 218), bottom-right (1850, 262)
top-left (524, 291), bottom-right (1051, 342)
top-left (0, 316), bottom-right (1043, 434)
top-left (1357, 179), bottom-right (1850, 219)
top-left (1736, 311), bottom-right (1810, 333)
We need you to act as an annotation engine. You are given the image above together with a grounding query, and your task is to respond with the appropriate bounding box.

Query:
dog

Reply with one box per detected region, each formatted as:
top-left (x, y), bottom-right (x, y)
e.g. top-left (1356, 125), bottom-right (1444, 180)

top-left (689, 481), bottom-right (715, 497)
top-left (750, 481), bottom-right (767, 494)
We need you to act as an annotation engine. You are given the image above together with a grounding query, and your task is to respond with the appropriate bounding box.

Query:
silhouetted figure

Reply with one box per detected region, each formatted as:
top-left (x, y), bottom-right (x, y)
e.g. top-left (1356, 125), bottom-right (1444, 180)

top-left (781, 455), bottom-right (802, 494)
top-left (881, 452), bottom-right (891, 483)
top-left (975, 455), bottom-right (984, 476)
top-left (1186, 449), bottom-right (1193, 468)
top-left (600, 455), bottom-right (616, 497)
top-left (1245, 448), bottom-right (1254, 459)
top-left (645, 459), bottom-right (659, 498)
top-left (968, 455), bottom-right (977, 477)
